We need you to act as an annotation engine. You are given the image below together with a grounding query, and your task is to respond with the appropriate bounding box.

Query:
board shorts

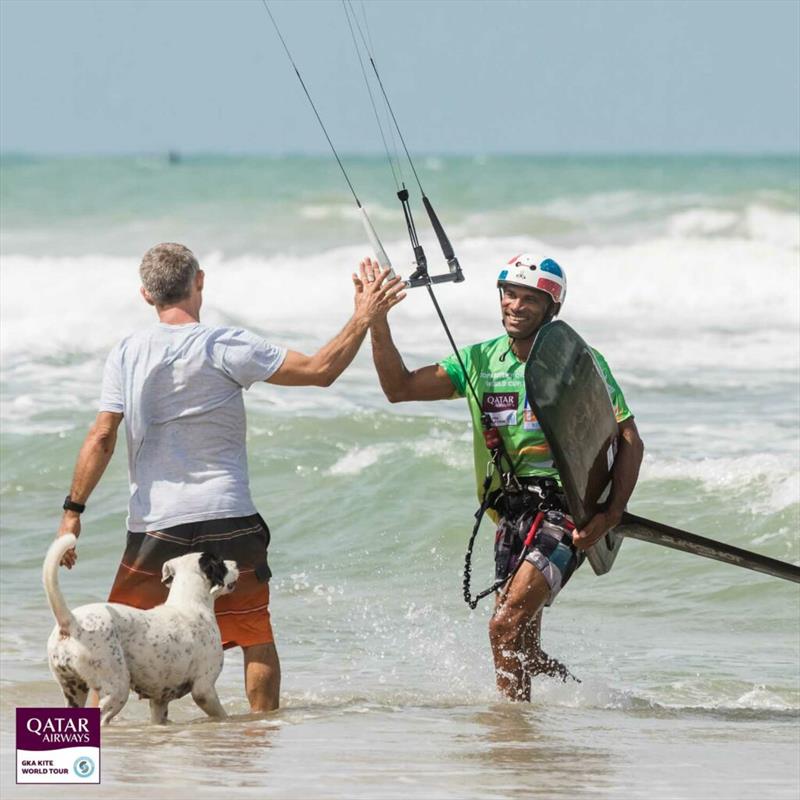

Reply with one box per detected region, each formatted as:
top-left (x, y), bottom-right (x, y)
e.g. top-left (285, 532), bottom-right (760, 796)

top-left (495, 506), bottom-right (584, 607)
top-left (108, 513), bottom-right (274, 649)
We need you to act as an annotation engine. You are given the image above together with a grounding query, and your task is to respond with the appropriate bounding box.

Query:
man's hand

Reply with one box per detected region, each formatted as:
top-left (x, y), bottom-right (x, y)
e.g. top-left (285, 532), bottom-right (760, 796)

top-left (268, 262), bottom-right (406, 388)
top-left (572, 508), bottom-right (623, 551)
top-left (352, 258), bottom-right (406, 323)
top-left (56, 511), bottom-right (81, 569)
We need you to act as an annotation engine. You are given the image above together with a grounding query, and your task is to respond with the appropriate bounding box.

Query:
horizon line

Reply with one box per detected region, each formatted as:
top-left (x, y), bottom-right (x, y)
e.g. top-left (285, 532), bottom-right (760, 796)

top-left (2, 149), bottom-right (798, 161)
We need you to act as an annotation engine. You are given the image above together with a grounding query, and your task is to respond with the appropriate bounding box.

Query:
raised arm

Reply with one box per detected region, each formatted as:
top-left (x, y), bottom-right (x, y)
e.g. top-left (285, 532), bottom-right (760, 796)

top-left (355, 257), bottom-right (455, 402)
top-left (370, 317), bottom-right (455, 402)
top-left (267, 266), bottom-right (405, 388)
top-left (57, 410), bottom-right (123, 567)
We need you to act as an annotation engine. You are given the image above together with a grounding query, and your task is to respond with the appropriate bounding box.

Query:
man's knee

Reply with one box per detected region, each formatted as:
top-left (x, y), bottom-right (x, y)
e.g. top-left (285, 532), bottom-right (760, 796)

top-left (489, 608), bottom-right (526, 651)
top-left (490, 566), bottom-right (550, 649)
top-left (244, 643), bottom-right (279, 675)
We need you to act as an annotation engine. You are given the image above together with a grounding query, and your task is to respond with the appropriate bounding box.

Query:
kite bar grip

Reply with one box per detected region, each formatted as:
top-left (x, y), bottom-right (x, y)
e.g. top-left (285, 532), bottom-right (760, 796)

top-left (423, 195), bottom-right (464, 282)
top-left (359, 206), bottom-right (395, 278)
top-left (422, 195), bottom-right (453, 259)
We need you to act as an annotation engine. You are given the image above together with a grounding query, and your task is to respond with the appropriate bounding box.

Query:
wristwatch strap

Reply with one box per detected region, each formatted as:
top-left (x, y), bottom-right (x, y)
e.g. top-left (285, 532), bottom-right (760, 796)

top-left (62, 496), bottom-right (86, 514)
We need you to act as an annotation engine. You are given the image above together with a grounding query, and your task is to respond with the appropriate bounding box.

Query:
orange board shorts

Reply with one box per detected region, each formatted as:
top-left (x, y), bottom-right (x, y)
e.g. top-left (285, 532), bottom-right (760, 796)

top-left (108, 513), bottom-right (274, 649)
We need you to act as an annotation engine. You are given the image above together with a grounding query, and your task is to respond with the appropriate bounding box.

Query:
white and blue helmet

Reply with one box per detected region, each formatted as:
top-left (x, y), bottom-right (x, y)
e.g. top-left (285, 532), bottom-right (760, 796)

top-left (497, 253), bottom-right (567, 310)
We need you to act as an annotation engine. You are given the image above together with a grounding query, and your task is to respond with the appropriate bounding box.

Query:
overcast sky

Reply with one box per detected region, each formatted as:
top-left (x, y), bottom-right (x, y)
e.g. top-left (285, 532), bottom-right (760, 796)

top-left (1, 0), bottom-right (798, 155)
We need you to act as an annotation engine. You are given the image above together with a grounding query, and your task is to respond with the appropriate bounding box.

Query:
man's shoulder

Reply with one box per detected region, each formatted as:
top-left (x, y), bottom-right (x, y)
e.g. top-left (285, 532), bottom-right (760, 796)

top-left (118, 323), bottom-right (258, 345)
top-left (461, 334), bottom-right (510, 361)
top-left (110, 323), bottom-right (216, 357)
top-left (203, 325), bottom-right (264, 344)
top-left (439, 335), bottom-right (505, 370)
top-left (109, 328), bottom-right (147, 353)
top-left (589, 345), bottom-right (611, 370)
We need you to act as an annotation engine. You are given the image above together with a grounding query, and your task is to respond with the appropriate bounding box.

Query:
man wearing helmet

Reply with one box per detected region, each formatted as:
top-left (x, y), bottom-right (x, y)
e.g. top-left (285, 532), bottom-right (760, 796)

top-left (359, 253), bottom-right (643, 701)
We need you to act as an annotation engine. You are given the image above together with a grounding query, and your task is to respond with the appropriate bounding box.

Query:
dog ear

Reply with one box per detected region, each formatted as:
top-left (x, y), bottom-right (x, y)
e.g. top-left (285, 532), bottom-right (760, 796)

top-left (199, 552), bottom-right (227, 597)
top-left (161, 559), bottom-right (176, 586)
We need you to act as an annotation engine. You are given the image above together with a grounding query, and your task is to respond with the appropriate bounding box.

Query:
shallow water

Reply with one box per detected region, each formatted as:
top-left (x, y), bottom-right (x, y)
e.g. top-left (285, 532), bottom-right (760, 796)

top-left (1, 154), bottom-right (798, 798)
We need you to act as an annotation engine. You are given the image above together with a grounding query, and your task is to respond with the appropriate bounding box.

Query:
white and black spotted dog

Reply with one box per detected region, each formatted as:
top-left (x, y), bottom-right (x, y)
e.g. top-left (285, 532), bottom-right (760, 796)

top-left (43, 534), bottom-right (239, 725)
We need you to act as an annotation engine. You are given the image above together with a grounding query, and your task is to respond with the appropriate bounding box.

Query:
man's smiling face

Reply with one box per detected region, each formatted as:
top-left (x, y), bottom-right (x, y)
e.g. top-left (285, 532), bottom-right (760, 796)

top-left (499, 284), bottom-right (555, 340)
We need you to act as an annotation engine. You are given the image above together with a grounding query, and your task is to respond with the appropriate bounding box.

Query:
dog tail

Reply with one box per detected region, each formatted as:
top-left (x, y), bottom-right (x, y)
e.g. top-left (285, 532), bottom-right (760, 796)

top-left (43, 534), bottom-right (77, 632)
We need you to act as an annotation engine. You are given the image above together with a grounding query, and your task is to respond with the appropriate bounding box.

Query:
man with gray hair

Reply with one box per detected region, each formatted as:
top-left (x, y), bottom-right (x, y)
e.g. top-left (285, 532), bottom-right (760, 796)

top-left (55, 242), bottom-right (404, 714)
top-left (139, 242), bottom-right (202, 304)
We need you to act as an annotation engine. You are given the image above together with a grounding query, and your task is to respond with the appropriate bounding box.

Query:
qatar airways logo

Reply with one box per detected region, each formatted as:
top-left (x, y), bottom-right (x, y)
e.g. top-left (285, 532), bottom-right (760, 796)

top-left (482, 392), bottom-right (518, 412)
top-left (26, 716), bottom-right (90, 744)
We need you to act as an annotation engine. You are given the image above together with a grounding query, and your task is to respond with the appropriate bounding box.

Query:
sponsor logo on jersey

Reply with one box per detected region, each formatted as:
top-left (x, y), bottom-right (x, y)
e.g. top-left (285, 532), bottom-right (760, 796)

top-left (482, 392), bottom-right (518, 426)
top-left (523, 395), bottom-right (541, 431)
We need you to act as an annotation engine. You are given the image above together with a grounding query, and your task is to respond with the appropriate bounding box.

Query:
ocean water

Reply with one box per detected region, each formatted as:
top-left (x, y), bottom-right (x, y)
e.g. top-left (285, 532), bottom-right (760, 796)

top-left (1, 154), bottom-right (798, 799)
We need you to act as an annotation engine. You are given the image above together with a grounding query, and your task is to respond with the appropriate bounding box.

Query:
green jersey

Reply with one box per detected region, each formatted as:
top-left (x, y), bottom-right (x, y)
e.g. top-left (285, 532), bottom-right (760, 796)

top-left (439, 334), bottom-right (632, 504)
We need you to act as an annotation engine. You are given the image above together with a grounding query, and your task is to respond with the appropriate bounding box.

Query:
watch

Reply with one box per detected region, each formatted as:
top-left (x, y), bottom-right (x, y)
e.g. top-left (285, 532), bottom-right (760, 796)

top-left (63, 496), bottom-right (86, 514)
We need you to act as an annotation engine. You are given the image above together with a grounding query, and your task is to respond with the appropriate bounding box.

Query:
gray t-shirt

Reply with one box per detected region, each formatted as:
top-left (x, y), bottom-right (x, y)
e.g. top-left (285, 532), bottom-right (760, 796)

top-left (99, 322), bottom-right (287, 532)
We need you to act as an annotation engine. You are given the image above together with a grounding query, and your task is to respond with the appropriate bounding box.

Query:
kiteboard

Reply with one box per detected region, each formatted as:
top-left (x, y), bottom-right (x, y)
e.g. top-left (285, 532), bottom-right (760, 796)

top-left (525, 321), bottom-right (800, 584)
top-left (525, 320), bottom-right (622, 575)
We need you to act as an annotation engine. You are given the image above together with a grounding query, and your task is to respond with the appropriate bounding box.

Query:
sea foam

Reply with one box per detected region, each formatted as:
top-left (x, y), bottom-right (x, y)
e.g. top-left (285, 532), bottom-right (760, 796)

top-left (1, 230), bottom-right (797, 355)
top-left (1, 230), bottom-right (797, 433)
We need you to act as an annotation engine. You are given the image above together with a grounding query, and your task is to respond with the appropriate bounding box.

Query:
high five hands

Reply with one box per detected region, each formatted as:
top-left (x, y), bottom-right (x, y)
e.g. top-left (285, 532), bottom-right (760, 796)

top-left (352, 257), bottom-right (407, 322)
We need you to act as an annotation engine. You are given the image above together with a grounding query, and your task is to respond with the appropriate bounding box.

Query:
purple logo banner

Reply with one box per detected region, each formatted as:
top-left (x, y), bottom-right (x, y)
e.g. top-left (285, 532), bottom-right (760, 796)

top-left (17, 708), bottom-right (100, 784)
top-left (482, 392), bottom-right (518, 412)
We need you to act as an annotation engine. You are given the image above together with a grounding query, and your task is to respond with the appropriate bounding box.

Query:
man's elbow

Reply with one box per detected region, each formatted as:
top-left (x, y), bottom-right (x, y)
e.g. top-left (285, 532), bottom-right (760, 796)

top-left (380, 382), bottom-right (410, 403)
top-left (316, 372), bottom-right (337, 388)
top-left (88, 425), bottom-right (117, 454)
top-left (628, 429), bottom-right (645, 462)
top-left (301, 355), bottom-right (338, 387)
top-left (620, 420), bottom-right (644, 454)
top-left (310, 360), bottom-right (339, 387)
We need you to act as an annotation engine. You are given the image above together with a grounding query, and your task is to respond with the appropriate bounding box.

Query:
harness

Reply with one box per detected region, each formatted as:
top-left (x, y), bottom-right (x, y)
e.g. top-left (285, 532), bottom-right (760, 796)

top-left (462, 418), bottom-right (567, 609)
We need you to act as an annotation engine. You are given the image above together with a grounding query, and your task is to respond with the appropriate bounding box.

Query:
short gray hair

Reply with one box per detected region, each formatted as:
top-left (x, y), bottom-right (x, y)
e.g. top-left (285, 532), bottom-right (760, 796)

top-left (139, 243), bottom-right (199, 305)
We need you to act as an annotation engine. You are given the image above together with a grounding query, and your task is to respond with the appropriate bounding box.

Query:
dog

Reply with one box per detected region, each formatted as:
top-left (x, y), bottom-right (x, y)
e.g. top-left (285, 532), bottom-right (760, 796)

top-left (43, 533), bottom-right (239, 725)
